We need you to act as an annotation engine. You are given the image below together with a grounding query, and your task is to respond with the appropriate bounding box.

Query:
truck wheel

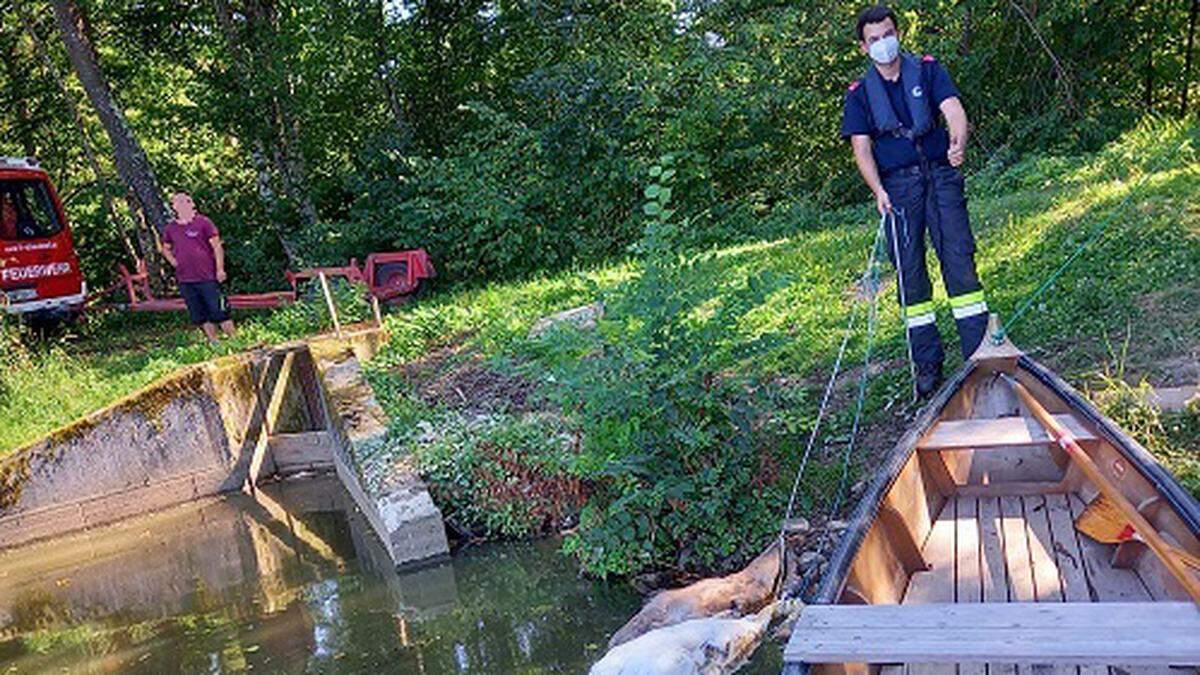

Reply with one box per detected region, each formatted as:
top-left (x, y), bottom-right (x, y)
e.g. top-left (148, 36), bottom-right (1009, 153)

top-left (22, 308), bottom-right (78, 334)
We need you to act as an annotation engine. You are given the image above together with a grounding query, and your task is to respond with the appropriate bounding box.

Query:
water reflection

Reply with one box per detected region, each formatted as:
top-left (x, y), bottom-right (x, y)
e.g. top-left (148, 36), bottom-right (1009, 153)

top-left (0, 476), bottom-right (640, 674)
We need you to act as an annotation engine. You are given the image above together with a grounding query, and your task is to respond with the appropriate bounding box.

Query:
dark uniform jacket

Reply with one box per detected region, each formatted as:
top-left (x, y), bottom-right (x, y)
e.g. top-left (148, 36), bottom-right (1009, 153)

top-left (840, 55), bottom-right (960, 175)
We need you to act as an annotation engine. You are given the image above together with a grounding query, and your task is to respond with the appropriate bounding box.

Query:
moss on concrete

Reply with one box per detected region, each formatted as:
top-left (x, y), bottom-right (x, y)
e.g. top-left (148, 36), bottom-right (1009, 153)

top-left (0, 451), bottom-right (33, 511)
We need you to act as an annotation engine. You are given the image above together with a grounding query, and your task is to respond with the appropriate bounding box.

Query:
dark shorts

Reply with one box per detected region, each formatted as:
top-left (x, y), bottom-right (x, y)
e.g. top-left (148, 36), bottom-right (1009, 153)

top-left (179, 280), bottom-right (230, 325)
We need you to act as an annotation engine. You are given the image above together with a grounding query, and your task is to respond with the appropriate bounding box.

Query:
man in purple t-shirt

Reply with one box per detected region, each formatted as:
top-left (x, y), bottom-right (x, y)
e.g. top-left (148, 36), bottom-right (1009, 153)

top-left (160, 192), bottom-right (235, 343)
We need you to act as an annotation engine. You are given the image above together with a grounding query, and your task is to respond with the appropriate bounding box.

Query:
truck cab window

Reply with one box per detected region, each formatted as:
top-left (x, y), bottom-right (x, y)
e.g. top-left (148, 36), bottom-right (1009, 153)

top-left (0, 180), bottom-right (63, 241)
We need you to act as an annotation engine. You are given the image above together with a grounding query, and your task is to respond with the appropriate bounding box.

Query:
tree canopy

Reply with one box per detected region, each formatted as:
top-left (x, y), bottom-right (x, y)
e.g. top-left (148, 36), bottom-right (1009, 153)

top-left (1, 0), bottom-right (1196, 290)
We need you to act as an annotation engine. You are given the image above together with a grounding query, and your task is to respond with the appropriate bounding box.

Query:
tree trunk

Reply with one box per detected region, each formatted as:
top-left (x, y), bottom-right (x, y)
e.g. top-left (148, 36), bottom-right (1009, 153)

top-left (15, 1), bottom-right (139, 262)
top-left (271, 91), bottom-right (320, 229)
top-left (378, 65), bottom-right (412, 147)
top-left (210, 0), bottom-right (299, 265)
top-left (46, 0), bottom-right (170, 288)
top-left (958, 4), bottom-right (972, 57)
top-left (250, 140), bottom-right (300, 265)
top-left (211, 0), bottom-right (318, 239)
top-left (124, 191), bottom-right (161, 277)
top-left (1144, 2), bottom-right (1156, 110)
top-left (374, 0), bottom-right (412, 148)
top-left (1184, 0), bottom-right (1199, 115)
top-left (1145, 48), bottom-right (1155, 108)
top-left (1008, 0), bottom-right (1078, 114)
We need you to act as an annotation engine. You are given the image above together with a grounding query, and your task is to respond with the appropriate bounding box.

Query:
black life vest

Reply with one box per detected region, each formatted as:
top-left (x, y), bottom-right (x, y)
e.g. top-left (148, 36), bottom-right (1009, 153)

top-left (862, 52), bottom-right (934, 142)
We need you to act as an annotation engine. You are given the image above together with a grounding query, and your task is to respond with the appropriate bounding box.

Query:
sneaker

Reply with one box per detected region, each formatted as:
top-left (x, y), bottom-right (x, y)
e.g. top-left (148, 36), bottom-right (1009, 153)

top-left (916, 363), bottom-right (944, 399)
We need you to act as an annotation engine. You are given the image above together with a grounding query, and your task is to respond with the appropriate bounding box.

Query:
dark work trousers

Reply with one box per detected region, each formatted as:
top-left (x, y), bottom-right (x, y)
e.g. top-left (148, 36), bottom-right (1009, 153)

top-left (881, 162), bottom-right (988, 371)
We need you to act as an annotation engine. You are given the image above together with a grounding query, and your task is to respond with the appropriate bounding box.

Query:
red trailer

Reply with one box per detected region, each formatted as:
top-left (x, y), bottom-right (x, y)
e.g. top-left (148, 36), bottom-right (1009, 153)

top-left (113, 249), bottom-right (436, 311)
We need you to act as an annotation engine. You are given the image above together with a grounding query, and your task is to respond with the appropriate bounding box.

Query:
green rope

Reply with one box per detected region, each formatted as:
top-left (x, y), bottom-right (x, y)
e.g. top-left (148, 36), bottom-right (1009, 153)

top-left (993, 142), bottom-right (1185, 344)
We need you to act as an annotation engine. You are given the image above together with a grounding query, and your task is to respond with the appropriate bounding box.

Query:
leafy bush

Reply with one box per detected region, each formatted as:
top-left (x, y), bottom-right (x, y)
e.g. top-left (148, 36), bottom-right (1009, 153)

top-left (397, 412), bottom-right (587, 540)
top-left (539, 157), bottom-right (797, 577)
top-left (1089, 358), bottom-right (1200, 499)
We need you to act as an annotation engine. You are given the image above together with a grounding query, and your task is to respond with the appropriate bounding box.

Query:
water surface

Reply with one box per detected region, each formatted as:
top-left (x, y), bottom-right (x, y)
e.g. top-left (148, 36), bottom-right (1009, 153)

top-left (0, 478), bottom-right (642, 673)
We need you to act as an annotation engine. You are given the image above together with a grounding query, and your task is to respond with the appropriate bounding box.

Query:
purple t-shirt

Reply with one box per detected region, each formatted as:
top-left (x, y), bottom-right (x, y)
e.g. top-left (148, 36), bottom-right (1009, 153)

top-left (162, 215), bottom-right (219, 283)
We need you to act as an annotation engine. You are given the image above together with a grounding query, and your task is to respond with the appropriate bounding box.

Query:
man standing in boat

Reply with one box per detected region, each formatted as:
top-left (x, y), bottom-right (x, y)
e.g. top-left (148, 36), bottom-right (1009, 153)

top-left (842, 5), bottom-right (988, 398)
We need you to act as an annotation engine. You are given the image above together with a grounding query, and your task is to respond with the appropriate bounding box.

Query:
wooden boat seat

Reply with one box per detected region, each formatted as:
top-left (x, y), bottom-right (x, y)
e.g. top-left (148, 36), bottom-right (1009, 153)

top-left (917, 414), bottom-right (1097, 451)
top-left (785, 601), bottom-right (1200, 665)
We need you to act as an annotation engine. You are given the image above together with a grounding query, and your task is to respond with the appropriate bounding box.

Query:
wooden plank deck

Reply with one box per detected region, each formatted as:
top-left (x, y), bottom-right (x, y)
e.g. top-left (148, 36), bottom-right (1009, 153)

top-left (809, 494), bottom-right (1192, 674)
top-left (786, 602), bottom-right (1200, 664)
top-left (898, 495), bottom-right (958, 675)
top-left (917, 414), bottom-right (1098, 451)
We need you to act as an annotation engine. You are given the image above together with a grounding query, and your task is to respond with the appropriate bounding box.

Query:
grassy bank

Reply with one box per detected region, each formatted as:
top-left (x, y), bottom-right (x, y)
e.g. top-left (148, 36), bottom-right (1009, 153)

top-left (365, 118), bottom-right (1200, 577)
top-left (0, 282), bottom-right (374, 453)
top-left (2, 119), bottom-right (1197, 577)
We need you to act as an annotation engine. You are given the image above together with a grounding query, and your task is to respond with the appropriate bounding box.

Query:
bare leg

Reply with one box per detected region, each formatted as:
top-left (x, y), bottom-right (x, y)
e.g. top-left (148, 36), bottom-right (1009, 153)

top-left (200, 322), bottom-right (219, 344)
top-left (218, 319), bottom-right (236, 338)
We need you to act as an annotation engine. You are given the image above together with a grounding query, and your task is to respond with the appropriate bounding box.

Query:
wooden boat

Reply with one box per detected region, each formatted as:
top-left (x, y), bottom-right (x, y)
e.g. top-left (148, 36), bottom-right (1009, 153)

top-left (783, 323), bottom-right (1200, 674)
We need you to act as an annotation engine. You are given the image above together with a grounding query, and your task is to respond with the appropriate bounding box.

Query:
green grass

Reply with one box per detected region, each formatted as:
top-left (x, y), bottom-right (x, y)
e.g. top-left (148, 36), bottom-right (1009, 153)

top-left (367, 116), bottom-right (1200, 521)
top-left (0, 280), bottom-right (374, 453)
top-left (3, 117), bottom-right (1198, 505)
top-left (371, 118), bottom-right (1199, 382)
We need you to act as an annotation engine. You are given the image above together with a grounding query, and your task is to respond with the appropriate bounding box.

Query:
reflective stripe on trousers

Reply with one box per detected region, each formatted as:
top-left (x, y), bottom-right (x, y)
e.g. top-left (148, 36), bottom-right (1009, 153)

top-left (882, 163), bottom-right (988, 363)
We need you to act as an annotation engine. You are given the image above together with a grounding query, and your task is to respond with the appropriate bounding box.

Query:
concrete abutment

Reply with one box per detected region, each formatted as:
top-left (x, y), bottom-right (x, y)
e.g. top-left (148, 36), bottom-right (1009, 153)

top-left (0, 327), bottom-right (449, 568)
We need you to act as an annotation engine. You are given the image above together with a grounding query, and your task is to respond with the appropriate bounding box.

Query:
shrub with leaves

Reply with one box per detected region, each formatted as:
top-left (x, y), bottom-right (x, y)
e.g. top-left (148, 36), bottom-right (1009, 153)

top-left (542, 156), bottom-right (795, 578)
top-left (388, 411), bottom-right (587, 540)
top-left (1089, 371), bottom-right (1200, 499)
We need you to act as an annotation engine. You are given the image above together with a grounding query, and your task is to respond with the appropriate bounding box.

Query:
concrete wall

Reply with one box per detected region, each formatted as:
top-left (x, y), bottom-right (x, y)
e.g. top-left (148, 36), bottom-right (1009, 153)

top-left (0, 327), bottom-right (449, 571)
top-left (314, 345), bottom-right (450, 568)
top-left (0, 355), bottom-right (261, 549)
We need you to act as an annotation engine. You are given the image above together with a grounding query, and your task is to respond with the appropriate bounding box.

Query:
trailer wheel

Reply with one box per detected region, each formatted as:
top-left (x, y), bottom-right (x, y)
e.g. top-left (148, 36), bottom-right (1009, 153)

top-left (373, 260), bottom-right (422, 305)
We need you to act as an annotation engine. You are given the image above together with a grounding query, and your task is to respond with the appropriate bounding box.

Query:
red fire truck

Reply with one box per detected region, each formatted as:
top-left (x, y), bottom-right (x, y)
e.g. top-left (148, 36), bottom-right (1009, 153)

top-left (0, 157), bottom-right (87, 323)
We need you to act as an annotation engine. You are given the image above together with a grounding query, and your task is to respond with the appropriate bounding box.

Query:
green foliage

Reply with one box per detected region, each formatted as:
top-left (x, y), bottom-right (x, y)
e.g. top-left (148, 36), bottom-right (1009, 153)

top-left (1090, 375), bottom-right (1200, 499)
top-left (1087, 336), bottom-right (1200, 499)
top-left (309, 104), bottom-right (642, 282)
top-left (364, 118), bottom-right (1200, 578)
top-left (537, 157), bottom-right (796, 577)
top-left (4, 0), bottom-right (1198, 291)
top-left (400, 412), bottom-right (586, 540)
top-left (0, 115), bottom-right (1196, 588)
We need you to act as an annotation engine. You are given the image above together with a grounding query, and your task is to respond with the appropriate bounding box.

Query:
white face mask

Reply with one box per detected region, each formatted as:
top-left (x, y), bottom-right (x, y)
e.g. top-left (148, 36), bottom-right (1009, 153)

top-left (868, 35), bottom-right (900, 65)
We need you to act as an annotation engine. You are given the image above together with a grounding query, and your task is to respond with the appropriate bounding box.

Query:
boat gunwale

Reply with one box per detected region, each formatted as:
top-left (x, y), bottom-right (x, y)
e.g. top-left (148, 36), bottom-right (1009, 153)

top-left (1018, 355), bottom-right (1200, 533)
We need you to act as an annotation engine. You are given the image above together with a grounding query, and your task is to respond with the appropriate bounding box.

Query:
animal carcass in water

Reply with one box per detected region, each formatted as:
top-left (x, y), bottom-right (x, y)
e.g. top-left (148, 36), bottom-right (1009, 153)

top-left (590, 601), bottom-right (799, 675)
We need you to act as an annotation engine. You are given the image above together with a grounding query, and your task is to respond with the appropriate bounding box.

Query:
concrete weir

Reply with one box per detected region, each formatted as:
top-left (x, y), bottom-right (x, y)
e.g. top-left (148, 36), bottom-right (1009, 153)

top-left (0, 327), bottom-right (449, 568)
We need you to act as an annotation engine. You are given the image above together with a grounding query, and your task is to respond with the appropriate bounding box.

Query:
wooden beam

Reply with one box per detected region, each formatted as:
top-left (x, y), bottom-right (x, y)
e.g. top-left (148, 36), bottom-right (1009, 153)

top-left (1004, 375), bottom-right (1200, 603)
top-left (247, 351), bottom-right (296, 489)
top-left (878, 503), bottom-right (930, 575)
top-left (918, 449), bottom-right (958, 497)
top-left (918, 414), bottom-right (1098, 451)
top-left (318, 271), bottom-right (342, 337)
top-left (839, 584), bottom-right (870, 605)
top-left (785, 602), bottom-right (1200, 665)
top-left (955, 480), bottom-right (1070, 498)
top-left (268, 431), bottom-right (335, 475)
